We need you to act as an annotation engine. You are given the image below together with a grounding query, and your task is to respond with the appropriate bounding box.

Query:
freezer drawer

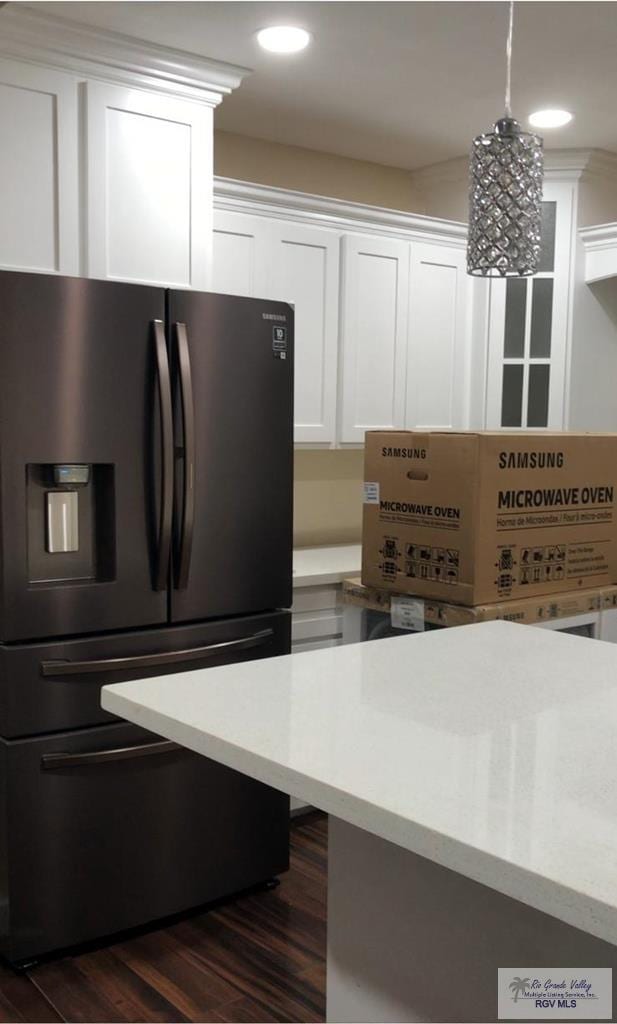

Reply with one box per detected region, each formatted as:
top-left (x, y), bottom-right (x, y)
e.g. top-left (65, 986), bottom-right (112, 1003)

top-left (0, 720), bottom-right (289, 963)
top-left (0, 611), bottom-right (291, 738)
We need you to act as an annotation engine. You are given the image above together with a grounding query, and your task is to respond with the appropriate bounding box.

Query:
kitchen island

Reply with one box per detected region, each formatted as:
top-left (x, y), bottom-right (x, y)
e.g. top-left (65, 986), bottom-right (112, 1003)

top-left (102, 621), bottom-right (617, 1023)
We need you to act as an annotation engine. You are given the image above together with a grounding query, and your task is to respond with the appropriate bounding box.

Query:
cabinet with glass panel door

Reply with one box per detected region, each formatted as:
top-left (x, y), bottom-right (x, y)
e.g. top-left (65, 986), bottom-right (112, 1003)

top-left (485, 182), bottom-right (575, 429)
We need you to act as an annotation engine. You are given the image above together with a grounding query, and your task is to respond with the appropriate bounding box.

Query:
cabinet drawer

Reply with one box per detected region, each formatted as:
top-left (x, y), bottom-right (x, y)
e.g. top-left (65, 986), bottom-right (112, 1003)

top-left (292, 609), bottom-right (343, 642)
top-left (291, 583), bottom-right (343, 614)
top-left (292, 637), bottom-right (343, 653)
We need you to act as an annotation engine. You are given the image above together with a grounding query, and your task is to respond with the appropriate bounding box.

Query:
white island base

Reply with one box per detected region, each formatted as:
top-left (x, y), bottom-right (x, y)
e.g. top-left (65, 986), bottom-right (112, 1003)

top-left (328, 817), bottom-right (617, 1023)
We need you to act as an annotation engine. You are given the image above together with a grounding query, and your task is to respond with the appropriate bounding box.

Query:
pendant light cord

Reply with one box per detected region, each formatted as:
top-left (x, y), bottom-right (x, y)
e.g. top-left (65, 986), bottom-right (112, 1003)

top-left (505, 0), bottom-right (514, 117)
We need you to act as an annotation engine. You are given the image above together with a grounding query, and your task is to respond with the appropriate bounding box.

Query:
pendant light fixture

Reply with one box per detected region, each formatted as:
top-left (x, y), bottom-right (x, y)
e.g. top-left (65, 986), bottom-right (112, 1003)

top-left (467, 0), bottom-right (544, 277)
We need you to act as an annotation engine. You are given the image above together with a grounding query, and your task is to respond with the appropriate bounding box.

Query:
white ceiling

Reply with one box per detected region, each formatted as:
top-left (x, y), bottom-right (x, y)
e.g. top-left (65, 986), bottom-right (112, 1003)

top-left (27, 1), bottom-right (617, 169)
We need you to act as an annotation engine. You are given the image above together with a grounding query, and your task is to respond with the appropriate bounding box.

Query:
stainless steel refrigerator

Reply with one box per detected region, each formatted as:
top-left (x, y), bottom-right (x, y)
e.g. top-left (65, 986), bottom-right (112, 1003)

top-left (0, 271), bottom-right (294, 964)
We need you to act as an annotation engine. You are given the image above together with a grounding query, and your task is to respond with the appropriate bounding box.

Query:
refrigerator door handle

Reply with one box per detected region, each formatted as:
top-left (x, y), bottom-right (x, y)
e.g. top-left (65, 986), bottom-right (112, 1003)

top-left (40, 628), bottom-right (275, 676)
top-left (153, 319), bottom-right (174, 591)
top-left (41, 739), bottom-right (181, 770)
top-left (173, 322), bottom-right (195, 590)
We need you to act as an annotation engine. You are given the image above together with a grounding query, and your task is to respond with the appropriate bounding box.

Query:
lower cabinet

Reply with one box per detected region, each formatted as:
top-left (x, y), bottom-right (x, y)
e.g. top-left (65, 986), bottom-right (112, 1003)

top-left (291, 582), bottom-right (344, 652)
top-left (290, 580), bottom-right (345, 816)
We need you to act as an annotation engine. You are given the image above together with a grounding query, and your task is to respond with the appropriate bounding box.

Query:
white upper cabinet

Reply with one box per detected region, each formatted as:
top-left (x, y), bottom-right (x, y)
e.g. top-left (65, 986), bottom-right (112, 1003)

top-left (212, 210), bottom-right (340, 445)
top-left (340, 234), bottom-right (410, 443)
top-left (0, 59), bottom-right (78, 276)
top-left (485, 183), bottom-right (575, 430)
top-left (405, 242), bottom-right (468, 430)
top-left (212, 210), bottom-right (268, 298)
top-left (85, 83), bottom-right (212, 288)
top-left (267, 222), bottom-right (340, 445)
top-left (0, 6), bottom-right (246, 283)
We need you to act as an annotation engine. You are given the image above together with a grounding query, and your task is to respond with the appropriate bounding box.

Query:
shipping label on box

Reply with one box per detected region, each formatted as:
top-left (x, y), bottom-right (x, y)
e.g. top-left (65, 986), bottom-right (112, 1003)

top-left (362, 431), bottom-right (617, 606)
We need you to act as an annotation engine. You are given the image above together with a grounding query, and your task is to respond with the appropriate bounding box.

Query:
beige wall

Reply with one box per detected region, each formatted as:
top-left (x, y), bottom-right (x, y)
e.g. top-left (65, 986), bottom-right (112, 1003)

top-left (578, 174), bottom-right (617, 227)
top-left (293, 450), bottom-right (364, 547)
top-left (411, 158), bottom-right (469, 222)
top-left (214, 130), bottom-right (423, 212)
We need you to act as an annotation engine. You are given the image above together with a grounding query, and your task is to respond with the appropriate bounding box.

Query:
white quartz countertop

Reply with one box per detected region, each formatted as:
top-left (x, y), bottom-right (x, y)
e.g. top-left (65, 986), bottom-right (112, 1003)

top-left (292, 544), bottom-right (361, 587)
top-left (102, 621), bottom-right (617, 946)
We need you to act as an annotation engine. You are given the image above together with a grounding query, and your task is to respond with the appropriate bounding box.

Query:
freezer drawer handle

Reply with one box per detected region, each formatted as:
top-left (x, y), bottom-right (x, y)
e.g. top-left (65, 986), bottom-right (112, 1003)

top-left (40, 628), bottom-right (275, 676)
top-left (174, 322), bottom-right (195, 591)
top-left (153, 319), bottom-right (174, 591)
top-left (41, 739), bottom-right (181, 770)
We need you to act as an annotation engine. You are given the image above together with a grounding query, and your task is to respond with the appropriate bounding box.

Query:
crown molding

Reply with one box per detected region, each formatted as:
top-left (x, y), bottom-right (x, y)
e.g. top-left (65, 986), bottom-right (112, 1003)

top-left (213, 177), bottom-right (467, 244)
top-left (542, 149), bottom-right (617, 182)
top-left (580, 223), bottom-right (617, 248)
top-left (579, 222), bottom-right (617, 283)
top-left (0, 5), bottom-right (251, 105)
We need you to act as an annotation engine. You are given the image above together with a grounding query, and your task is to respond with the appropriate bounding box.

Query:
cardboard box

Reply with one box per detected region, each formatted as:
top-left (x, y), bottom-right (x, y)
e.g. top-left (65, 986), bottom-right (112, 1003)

top-left (362, 431), bottom-right (617, 605)
top-left (343, 577), bottom-right (617, 628)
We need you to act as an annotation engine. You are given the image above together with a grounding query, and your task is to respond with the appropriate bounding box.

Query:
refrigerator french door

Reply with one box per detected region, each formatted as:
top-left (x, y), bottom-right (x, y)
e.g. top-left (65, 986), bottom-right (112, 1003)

top-left (0, 275), bottom-right (293, 640)
top-left (167, 291), bottom-right (293, 623)
top-left (0, 271), bottom-right (294, 963)
top-left (0, 273), bottom-right (168, 642)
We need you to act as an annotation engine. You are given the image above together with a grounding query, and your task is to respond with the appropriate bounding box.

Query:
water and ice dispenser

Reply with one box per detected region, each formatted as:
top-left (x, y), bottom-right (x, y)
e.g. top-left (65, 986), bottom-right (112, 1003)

top-left (46, 464), bottom-right (90, 553)
top-left (27, 463), bottom-right (115, 584)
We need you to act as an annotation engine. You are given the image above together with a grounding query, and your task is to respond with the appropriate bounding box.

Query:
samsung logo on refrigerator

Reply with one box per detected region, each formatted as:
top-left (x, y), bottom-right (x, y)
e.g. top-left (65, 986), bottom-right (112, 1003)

top-left (262, 312), bottom-right (287, 322)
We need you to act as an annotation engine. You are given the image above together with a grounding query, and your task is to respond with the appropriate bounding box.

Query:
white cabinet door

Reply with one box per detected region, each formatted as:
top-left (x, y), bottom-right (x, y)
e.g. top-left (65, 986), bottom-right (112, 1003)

top-left (0, 59), bottom-right (78, 275)
top-left (267, 223), bottom-right (340, 445)
top-left (212, 210), bottom-right (268, 297)
top-left (340, 234), bottom-right (409, 443)
top-left (485, 184), bottom-right (574, 430)
top-left (86, 83), bottom-right (212, 288)
top-left (406, 242), bottom-right (468, 430)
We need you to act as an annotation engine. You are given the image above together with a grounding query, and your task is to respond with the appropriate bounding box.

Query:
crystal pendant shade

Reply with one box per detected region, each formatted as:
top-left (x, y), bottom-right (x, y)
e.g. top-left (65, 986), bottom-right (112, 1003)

top-left (467, 117), bottom-right (544, 277)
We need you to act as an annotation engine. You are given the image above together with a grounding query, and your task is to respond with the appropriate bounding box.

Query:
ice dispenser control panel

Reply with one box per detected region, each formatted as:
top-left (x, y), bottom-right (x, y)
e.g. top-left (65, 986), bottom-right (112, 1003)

top-left (46, 465), bottom-right (91, 554)
top-left (53, 464), bottom-right (90, 487)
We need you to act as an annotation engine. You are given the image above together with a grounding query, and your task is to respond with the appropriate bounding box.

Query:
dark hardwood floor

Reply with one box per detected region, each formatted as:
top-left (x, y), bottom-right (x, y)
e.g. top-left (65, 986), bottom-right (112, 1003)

top-left (0, 813), bottom-right (327, 1024)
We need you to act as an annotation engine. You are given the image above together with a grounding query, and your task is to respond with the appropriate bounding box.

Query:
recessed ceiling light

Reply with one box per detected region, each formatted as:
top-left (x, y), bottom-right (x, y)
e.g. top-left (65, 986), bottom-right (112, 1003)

top-left (529, 109), bottom-right (573, 129)
top-left (256, 26), bottom-right (311, 54)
